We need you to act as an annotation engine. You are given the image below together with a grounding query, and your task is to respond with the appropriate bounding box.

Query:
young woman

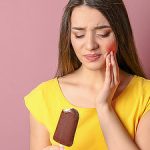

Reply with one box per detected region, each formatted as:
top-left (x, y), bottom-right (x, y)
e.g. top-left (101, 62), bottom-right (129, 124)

top-left (24, 0), bottom-right (150, 150)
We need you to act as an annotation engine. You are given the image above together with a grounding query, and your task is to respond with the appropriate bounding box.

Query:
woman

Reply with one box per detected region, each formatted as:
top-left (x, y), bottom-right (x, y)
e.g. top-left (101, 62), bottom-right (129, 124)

top-left (24, 0), bottom-right (150, 150)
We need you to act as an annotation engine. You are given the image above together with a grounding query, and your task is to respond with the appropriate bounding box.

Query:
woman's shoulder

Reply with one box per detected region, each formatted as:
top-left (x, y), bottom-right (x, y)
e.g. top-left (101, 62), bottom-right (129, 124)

top-left (25, 77), bottom-right (58, 95)
top-left (133, 75), bottom-right (150, 96)
top-left (26, 74), bottom-right (76, 96)
top-left (134, 75), bottom-right (150, 87)
top-left (134, 76), bottom-right (150, 117)
top-left (24, 76), bottom-right (59, 106)
top-left (140, 76), bottom-right (150, 93)
top-left (141, 76), bottom-right (150, 86)
top-left (41, 76), bottom-right (57, 87)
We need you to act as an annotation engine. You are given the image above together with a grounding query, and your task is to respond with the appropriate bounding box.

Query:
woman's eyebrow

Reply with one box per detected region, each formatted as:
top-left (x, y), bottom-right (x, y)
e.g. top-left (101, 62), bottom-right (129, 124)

top-left (71, 25), bottom-right (111, 31)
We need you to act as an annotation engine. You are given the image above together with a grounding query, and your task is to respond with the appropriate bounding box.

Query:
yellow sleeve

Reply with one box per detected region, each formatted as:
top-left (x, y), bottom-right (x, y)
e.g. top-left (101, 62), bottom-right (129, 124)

top-left (142, 97), bottom-right (150, 116)
top-left (24, 83), bottom-right (47, 125)
top-left (141, 79), bottom-right (150, 117)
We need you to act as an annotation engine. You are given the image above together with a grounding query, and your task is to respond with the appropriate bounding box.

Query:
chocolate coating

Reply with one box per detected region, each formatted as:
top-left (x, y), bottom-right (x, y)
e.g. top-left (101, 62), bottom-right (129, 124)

top-left (53, 108), bottom-right (79, 146)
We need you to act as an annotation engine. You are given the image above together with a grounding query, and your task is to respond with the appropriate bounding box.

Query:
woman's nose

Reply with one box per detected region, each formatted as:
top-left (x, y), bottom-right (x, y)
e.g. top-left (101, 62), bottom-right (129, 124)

top-left (85, 33), bottom-right (99, 51)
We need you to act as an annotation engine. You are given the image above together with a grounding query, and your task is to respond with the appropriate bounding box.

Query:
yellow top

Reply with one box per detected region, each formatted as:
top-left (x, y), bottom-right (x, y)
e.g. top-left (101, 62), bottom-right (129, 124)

top-left (24, 75), bottom-right (150, 150)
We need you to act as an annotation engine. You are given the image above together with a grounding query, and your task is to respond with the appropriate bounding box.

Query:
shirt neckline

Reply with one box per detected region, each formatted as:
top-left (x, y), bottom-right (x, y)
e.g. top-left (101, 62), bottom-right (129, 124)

top-left (54, 75), bottom-right (137, 110)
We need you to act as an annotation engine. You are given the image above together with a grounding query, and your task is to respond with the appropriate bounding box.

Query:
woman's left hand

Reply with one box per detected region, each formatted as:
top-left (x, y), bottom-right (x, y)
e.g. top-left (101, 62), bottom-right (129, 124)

top-left (95, 51), bottom-right (120, 110)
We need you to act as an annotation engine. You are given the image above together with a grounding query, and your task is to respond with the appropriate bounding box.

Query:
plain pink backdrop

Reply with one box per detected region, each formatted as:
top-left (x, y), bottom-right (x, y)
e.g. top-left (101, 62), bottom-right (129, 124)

top-left (0, 0), bottom-right (150, 149)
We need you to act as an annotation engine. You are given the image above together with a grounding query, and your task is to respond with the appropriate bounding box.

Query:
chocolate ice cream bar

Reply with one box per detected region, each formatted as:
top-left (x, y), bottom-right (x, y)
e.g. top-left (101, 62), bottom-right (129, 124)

top-left (53, 108), bottom-right (79, 146)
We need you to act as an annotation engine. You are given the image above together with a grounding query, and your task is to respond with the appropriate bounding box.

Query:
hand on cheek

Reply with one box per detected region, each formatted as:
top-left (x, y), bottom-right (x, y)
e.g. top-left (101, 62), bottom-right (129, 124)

top-left (97, 51), bottom-right (120, 106)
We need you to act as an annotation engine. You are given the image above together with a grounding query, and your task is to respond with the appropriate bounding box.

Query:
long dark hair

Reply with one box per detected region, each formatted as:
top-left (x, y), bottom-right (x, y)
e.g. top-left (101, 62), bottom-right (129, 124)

top-left (54, 0), bottom-right (146, 78)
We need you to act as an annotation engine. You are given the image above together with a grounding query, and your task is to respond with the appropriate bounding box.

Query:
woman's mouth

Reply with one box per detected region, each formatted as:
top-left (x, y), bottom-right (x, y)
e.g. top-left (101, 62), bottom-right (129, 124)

top-left (84, 54), bottom-right (101, 62)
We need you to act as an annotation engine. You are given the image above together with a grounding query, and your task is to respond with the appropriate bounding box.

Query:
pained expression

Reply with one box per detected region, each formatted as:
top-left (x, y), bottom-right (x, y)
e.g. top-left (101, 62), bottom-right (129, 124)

top-left (70, 6), bottom-right (117, 70)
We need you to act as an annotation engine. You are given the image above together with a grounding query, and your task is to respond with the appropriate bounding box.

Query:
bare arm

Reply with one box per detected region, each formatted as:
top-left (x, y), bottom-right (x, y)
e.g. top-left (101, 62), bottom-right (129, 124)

top-left (30, 113), bottom-right (51, 150)
top-left (95, 52), bottom-right (150, 150)
top-left (96, 105), bottom-right (140, 150)
top-left (97, 106), bottom-right (150, 150)
top-left (135, 111), bottom-right (150, 150)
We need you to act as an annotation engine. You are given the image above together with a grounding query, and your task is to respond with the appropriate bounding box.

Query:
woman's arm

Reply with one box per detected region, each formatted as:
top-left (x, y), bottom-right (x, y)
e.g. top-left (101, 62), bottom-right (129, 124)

top-left (95, 51), bottom-right (150, 150)
top-left (135, 111), bottom-right (150, 150)
top-left (29, 113), bottom-right (51, 150)
top-left (96, 105), bottom-right (140, 150)
top-left (97, 105), bottom-right (150, 150)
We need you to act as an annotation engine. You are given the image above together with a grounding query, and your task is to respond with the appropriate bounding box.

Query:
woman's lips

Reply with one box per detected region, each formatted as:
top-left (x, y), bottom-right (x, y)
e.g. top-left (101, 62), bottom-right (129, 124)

top-left (84, 54), bottom-right (101, 62)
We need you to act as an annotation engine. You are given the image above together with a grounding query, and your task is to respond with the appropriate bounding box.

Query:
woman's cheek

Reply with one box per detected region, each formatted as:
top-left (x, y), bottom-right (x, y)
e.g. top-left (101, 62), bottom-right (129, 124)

top-left (105, 41), bottom-right (117, 53)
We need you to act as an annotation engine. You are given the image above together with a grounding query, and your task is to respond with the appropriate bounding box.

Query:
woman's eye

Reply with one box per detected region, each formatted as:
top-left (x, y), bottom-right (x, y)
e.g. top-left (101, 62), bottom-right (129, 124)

top-left (75, 35), bottom-right (84, 38)
top-left (97, 32), bottom-right (110, 38)
top-left (74, 32), bottom-right (110, 39)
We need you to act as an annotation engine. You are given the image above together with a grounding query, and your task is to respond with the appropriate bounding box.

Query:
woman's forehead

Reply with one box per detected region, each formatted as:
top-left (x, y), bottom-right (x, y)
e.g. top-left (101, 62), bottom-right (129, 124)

top-left (71, 6), bottom-right (110, 28)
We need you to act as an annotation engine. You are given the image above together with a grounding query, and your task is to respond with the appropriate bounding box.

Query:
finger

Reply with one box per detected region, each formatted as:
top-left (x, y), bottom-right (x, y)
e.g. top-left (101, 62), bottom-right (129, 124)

top-left (114, 52), bottom-right (120, 83)
top-left (105, 53), bottom-right (111, 86)
top-left (114, 52), bottom-right (120, 75)
top-left (111, 51), bottom-right (119, 85)
top-left (110, 51), bottom-right (115, 84)
top-left (110, 51), bottom-right (114, 87)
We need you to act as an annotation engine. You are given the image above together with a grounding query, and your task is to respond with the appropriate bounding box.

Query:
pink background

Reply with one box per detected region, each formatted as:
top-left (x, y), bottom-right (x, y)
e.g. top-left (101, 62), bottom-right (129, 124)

top-left (0, 0), bottom-right (149, 149)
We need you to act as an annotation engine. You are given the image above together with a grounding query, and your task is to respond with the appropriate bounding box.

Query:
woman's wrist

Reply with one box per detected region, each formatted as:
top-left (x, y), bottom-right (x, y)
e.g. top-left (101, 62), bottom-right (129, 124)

top-left (96, 102), bottom-right (113, 118)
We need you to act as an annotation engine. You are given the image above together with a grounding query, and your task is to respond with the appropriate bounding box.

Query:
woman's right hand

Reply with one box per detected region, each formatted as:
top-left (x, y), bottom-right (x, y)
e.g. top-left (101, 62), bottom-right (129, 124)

top-left (43, 145), bottom-right (65, 150)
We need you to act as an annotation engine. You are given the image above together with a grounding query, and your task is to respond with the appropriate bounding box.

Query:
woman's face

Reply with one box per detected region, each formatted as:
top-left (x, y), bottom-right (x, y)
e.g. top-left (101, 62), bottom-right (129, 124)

top-left (70, 6), bottom-right (117, 70)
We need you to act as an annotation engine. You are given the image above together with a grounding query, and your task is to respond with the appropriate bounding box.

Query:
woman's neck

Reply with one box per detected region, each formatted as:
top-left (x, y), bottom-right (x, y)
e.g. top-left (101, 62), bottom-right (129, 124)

top-left (72, 66), bottom-right (131, 90)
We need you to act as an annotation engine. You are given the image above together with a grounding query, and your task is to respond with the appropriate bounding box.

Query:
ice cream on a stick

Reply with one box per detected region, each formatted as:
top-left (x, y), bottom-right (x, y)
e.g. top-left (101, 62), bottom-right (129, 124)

top-left (53, 108), bottom-right (79, 146)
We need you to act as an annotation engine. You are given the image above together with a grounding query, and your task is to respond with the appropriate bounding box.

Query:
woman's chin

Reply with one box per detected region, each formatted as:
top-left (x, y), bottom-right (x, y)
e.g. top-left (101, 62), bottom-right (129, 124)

top-left (82, 61), bottom-right (106, 71)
